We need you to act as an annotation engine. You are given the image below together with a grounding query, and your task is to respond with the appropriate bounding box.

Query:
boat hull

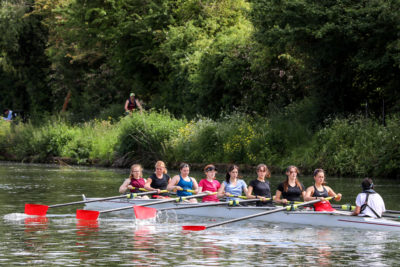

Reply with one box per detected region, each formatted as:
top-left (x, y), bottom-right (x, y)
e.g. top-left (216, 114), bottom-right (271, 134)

top-left (82, 196), bottom-right (400, 231)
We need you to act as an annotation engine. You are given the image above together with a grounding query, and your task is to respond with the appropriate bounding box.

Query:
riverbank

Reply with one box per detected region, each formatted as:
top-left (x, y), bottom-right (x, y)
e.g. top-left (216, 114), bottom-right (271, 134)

top-left (1, 111), bottom-right (399, 178)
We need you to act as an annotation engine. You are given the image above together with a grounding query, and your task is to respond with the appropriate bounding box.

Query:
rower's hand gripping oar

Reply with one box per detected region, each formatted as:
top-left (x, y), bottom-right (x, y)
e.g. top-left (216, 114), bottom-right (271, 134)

top-left (76, 192), bottom-right (210, 220)
top-left (182, 197), bottom-right (333, 231)
top-left (25, 190), bottom-right (167, 216)
top-left (134, 197), bottom-right (273, 220)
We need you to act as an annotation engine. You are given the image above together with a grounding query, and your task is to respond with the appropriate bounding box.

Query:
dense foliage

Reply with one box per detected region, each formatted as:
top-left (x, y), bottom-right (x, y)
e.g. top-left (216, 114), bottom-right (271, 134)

top-left (0, 111), bottom-right (399, 178)
top-left (1, 0), bottom-right (399, 177)
top-left (1, 0), bottom-right (398, 121)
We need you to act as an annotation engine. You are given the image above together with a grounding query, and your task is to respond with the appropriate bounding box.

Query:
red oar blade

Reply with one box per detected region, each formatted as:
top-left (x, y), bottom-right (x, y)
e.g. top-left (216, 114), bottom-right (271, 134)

top-left (182, 225), bottom-right (207, 231)
top-left (25, 204), bottom-right (49, 216)
top-left (134, 206), bottom-right (157, 220)
top-left (76, 209), bottom-right (100, 220)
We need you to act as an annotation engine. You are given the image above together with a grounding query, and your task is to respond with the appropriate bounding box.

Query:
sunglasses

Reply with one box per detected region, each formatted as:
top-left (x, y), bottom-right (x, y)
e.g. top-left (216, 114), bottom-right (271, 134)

top-left (206, 167), bottom-right (217, 172)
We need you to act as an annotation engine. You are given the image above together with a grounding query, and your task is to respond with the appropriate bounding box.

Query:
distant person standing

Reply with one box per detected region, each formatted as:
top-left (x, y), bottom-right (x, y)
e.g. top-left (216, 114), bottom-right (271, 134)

top-left (352, 178), bottom-right (386, 218)
top-left (2, 109), bottom-right (13, 121)
top-left (124, 93), bottom-right (142, 114)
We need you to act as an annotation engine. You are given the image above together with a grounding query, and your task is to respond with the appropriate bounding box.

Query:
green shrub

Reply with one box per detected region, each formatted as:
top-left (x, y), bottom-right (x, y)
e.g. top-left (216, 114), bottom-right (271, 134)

top-left (114, 110), bottom-right (185, 166)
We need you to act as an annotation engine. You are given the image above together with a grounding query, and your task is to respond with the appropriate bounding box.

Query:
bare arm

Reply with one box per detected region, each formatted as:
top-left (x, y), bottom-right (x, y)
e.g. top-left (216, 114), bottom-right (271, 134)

top-left (135, 99), bottom-right (143, 113)
top-left (167, 175), bottom-right (182, 191)
top-left (119, 179), bottom-right (131, 194)
top-left (304, 186), bottom-right (315, 201)
top-left (274, 190), bottom-right (288, 204)
top-left (191, 178), bottom-right (199, 194)
top-left (217, 183), bottom-right (226, 198)
top-left (246, 186), bottom-right (256, 199)
top-left (124, 100), bottom-right (129, 112)
top-left (352, 206), bottom-right (361, 216)
top-left (326, 186), bottom-right (342, 201)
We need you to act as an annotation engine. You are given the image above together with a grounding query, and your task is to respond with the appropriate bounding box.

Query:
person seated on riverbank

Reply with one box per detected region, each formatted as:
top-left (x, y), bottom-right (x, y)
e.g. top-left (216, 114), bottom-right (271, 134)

top-left (304, 168), bottom-right (342, 211)
top-left (124, 92), bottom-right (143, 115)
top-left (198, 164), bottom-right (220, 202)
top-left (274, 165), bottom-right (305, 204)
top-left (218, 164), bottom-right (248, 201)
top-left (119, 164), bottom-right (149, 199)
top-left (352, 178), bottom-right (386, 218)
top-left (2, 109), bottom-right (13, 121)
top-left (144, 161), bottom-right (170, 199)
top-left (167, 163), bottom-right (199, 203)
top-left (246, 164), bottom-right (273, 206)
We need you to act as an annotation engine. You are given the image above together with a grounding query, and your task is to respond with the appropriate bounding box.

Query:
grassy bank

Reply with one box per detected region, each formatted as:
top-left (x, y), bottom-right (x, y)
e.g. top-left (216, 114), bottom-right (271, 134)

top-left (0, 111), bottom-right (399, 178)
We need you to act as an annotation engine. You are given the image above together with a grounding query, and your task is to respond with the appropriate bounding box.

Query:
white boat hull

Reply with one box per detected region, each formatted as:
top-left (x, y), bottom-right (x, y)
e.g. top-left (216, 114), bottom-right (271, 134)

top-left (82, 196), bottom-right (400, 231)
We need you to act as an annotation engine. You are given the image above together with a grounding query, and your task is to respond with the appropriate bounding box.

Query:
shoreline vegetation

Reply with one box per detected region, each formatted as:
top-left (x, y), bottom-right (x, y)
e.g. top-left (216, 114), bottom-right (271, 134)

top-left (1, 110), bottom-right (399, 178)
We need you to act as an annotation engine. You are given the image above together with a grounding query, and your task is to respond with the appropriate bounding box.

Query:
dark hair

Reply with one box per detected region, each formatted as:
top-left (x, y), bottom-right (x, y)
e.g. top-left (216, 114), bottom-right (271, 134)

top-left (283, 165), bottom-right (302, 192)
top-left (313, 168), bottom-right (327, 185)
top-left (204, 164), bottom-right (217, 173)
top-left (179, 162), bottom-right (190, 170)
top-left (256, 164), bottom-right (271, 178)
top-left (225, 164), bottom-right (239, 183)
top-left (361, 178), bottom-right (374, 190)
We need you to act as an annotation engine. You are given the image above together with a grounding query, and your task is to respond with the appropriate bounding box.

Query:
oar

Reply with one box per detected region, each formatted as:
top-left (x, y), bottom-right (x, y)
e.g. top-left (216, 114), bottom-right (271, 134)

top-left (76, 192), bottom-right (210, 220)
top-left (25, 190), bottom-right (167, 216)
top-left (134, 197), bottom-right (272, 220)
top-left (182, 197), bottom-right (333, 231)
top-left (331, 204), bottom-right (400, 219)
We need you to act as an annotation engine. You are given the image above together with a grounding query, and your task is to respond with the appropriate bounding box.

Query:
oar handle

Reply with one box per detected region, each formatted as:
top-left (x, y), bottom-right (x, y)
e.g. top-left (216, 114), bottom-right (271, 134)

top-left (49, 191), bottom-right (162, 208)
top-left (100, 192), bottom-right (210, 214)
top-left (227, 194), bottom-right (247, 199)
top-left (205, 197), bottom-right (330, 229)
top-left (158, 197), bottom-right (265, 212)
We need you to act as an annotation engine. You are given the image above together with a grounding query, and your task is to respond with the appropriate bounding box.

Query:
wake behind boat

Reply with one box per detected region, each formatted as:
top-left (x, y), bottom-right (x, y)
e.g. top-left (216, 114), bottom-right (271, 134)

top-left (82, 195), bottom-right (400, 231)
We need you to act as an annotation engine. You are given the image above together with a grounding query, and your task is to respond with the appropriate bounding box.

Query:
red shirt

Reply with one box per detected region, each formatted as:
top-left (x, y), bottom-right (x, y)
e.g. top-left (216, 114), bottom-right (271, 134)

top-left (129, 178), bottom-right (145, 193)
top-left (198, 179), bottom-right (220, 202)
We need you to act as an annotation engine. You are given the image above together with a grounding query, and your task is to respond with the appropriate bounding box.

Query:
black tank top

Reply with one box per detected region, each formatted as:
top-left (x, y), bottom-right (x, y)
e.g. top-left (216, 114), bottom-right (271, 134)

top-left (312, 185), bottom-right (329, 197)
top-left (149, 173), bottom-right (170, 197)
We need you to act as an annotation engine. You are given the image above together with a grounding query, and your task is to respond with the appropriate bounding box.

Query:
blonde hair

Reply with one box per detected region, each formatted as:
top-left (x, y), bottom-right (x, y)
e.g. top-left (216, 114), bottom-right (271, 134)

top-left (155, 160), bottom-right (167, 174)
top-left (129, 164), bottom-right (143, 179)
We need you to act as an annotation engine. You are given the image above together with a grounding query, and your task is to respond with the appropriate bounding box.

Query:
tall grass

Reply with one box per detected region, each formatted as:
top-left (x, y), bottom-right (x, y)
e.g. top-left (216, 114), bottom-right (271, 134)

top-left (1, 111), bottom-right (399, 178)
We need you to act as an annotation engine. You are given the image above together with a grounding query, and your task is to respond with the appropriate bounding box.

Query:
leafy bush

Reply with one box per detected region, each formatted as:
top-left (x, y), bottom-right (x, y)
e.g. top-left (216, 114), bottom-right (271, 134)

top-left (114, 110), bottom-right (185, 166)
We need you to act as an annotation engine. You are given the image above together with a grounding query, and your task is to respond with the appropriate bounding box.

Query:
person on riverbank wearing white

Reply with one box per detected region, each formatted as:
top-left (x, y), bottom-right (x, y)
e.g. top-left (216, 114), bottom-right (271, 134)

top-left (352, 178), bottom-right (385, 218)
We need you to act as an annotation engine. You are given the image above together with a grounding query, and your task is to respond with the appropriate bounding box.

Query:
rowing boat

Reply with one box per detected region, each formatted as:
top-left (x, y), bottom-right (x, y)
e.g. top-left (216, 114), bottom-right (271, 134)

top-left (81, 195), bottom-right (400, 231)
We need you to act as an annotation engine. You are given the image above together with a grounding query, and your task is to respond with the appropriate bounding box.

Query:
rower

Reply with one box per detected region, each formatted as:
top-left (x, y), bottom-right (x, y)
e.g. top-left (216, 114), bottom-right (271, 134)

top-left (304, 168), bottom-right (342, 211)
top-left (167, 163), bottom-right (199, 203)
top-left (198, 164), bottom-right (221, 202)
top-left (246, 164), bottom-right (273, 206)
top-left (274, 165), bottom-right (305, 204)
top-left (119, 164), bottom-right (148, 198)
top-left (217, 164), bottom-right (248, 201)
top-left (352, 178), bottom-right (386, 218)
top-left (144, 161), bottom-right (170, 199)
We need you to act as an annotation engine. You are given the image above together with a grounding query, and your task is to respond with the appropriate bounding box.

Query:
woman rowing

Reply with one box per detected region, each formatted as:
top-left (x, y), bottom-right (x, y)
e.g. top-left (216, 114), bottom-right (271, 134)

top-left (167, 163), bottom-right (199, 203)
top-left (274, 165), bottom-right (305, 204)
top-left (246, 164), bottom-right (273, 206)
top-left (304, 168), bottom-right (342, 211)
top-left (198, 164), bottom-right (221, 202)
top-left (218, 164), bottom-right (248, 201)
top-left (144, 161), bottom-right (170, 198)
top-left (119, 164), bottom-right (149, 199)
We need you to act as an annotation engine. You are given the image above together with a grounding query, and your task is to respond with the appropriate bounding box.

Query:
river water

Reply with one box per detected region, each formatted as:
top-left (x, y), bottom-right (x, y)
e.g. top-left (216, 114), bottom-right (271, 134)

top-left (1, 162), bottom-right (400, 266)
